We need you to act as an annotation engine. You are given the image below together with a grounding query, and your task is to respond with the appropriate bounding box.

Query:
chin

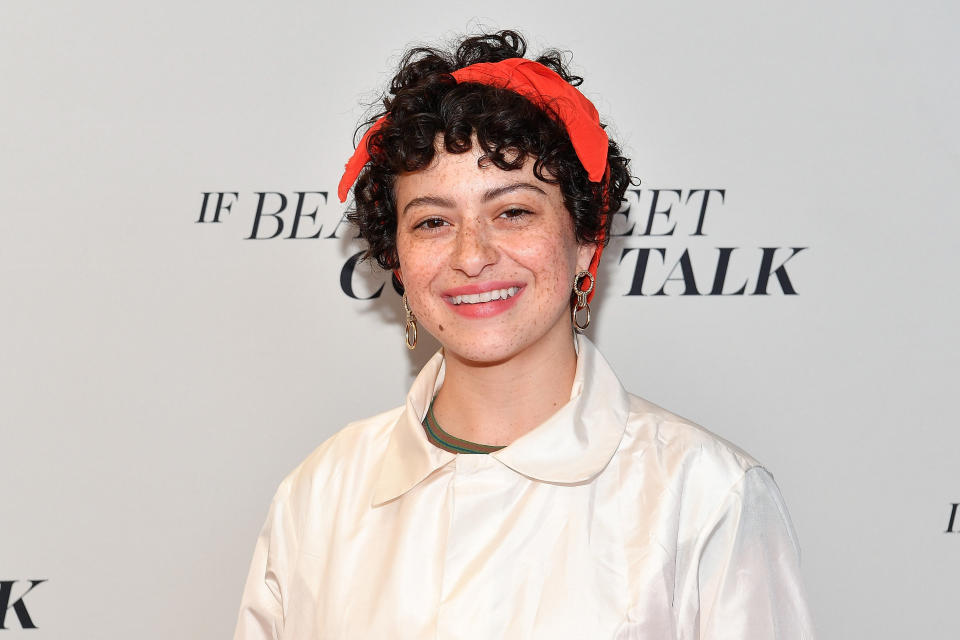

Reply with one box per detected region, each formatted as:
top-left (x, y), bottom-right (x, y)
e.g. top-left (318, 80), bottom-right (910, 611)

top-left (430, 336), bottom-right (506, 364)
top-left (431, 325), bottom-right (551, 366)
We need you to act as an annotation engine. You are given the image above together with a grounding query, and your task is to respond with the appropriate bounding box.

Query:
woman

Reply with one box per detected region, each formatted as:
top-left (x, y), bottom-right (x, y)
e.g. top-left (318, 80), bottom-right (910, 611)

top-left (233, 30), bottom-right (815, 639)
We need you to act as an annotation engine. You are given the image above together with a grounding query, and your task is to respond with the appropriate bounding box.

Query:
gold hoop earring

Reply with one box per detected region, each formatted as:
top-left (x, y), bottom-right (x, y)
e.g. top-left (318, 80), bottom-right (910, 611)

top-left (571, 270), bottom-right (594, 333)
top-left (402, 293), bottom-right (417, 350)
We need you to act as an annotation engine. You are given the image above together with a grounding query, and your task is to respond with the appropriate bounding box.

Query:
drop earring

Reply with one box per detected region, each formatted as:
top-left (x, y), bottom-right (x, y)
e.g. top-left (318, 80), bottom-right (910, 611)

top-left (571, 270), bottom-right (594, 333)
top-left (402, 293), bottom-right (418, 349)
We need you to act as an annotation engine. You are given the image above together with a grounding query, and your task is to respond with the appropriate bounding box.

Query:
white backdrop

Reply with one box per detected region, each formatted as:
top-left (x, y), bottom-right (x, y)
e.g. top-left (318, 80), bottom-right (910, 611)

top-left (2, 1), bottom-right (958, 638)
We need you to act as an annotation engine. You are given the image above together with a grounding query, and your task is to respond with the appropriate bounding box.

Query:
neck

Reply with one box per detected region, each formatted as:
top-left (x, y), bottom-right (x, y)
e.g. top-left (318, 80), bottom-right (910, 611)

top-left (432, 327), bottom-right (579, 447)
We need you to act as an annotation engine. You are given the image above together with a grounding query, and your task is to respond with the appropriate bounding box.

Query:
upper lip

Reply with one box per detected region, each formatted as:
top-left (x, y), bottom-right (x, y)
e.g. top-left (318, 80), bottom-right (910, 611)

top-left (441, 281), bottom-right (524, 297)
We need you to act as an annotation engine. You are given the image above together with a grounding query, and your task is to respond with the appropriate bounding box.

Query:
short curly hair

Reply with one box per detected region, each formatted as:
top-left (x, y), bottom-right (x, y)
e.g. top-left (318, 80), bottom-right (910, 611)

top-left (346, 29), bottom-right (632, 273)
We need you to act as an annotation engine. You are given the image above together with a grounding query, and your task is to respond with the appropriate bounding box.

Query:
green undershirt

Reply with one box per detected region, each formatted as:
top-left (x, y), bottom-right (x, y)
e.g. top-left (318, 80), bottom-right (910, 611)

top-left (421, 396), bottom-right (506, 454)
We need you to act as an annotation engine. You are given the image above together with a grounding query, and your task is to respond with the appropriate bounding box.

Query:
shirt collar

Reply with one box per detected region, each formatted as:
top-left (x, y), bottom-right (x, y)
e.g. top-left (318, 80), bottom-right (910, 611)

top-left (371, 333), bottom-right (630, 507)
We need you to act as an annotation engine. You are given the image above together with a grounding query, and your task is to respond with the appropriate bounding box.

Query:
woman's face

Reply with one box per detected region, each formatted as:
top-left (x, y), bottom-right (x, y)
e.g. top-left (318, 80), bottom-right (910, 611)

top-left (394, 139), bottom-right (595, 364)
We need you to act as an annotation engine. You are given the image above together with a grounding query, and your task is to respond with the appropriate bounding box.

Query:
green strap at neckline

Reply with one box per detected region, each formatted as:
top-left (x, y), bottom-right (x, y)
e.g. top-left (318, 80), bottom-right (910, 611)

top-left (422, 397), bottom-right (506, 454)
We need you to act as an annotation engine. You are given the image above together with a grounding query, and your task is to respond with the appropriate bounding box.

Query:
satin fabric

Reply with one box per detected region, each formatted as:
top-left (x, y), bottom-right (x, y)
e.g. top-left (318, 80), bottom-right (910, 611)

top-left (233, 335), bottom-right (816, 639)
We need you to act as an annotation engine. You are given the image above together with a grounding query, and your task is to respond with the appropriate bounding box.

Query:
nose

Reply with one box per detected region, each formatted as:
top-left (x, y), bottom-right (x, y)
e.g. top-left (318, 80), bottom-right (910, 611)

top-left (450, 220), bottom-right (498, 277)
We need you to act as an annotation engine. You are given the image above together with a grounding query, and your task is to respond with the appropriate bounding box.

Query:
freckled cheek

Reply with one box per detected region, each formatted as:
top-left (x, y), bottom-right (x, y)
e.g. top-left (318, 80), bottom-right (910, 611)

top-left (395, 240), bottom-right (439, 313)
top-left (508, 238), bottom-right (578, 294)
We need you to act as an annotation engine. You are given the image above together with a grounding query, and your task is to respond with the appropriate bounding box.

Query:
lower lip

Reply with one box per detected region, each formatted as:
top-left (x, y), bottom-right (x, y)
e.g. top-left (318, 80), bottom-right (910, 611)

top-left (444, 288), bottom-right (524, 318)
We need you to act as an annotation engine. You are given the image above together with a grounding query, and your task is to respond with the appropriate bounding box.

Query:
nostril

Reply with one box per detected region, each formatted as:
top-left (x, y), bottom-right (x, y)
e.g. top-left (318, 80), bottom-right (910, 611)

top-left (451, 229), bottom-right (498, 274)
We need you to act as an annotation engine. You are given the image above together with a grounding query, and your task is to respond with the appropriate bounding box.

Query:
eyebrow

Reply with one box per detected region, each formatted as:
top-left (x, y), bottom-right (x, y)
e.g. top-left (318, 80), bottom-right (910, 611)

top-left (401, 181), bottom-right (548, 217)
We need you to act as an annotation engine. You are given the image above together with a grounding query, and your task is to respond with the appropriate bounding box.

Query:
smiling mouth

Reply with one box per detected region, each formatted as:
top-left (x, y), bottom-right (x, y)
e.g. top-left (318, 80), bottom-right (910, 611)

top-left (445, 286), bottom-right (520, 305)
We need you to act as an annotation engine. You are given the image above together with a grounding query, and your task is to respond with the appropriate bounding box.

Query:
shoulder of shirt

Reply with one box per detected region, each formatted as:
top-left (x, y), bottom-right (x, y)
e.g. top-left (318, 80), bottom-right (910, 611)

top-left (272, 404), bottom-right (404, 501)
top-left (622, 391), bottom-right (765, 482)
top-left (619, 393), bottom-right (783, 537)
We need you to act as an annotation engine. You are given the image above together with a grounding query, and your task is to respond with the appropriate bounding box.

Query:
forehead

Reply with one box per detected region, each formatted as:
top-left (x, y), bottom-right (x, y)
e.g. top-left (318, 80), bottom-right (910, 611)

top-left (394, 143), bottom-right (561, 206)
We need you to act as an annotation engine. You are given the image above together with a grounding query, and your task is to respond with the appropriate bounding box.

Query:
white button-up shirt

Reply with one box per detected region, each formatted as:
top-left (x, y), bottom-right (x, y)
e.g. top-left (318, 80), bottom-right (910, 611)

top-left (233, 335), bottom-right (815, 639)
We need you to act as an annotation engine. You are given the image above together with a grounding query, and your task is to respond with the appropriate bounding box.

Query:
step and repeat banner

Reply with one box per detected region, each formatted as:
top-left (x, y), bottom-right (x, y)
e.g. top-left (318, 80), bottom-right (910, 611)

top-left (2, 1), bottom-right (957, 638)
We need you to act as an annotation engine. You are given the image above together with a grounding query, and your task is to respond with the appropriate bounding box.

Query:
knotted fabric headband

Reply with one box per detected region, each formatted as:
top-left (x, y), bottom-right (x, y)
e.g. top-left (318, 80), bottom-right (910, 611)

top-left (337, 57), bottom-right (611, 302)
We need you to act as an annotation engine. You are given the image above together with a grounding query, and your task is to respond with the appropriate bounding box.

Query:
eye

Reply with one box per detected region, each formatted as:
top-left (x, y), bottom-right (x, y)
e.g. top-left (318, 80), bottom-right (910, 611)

top-left (498, 207), bottom-right (531, 220)
top-left (414, 217), bottom-right (449, 231)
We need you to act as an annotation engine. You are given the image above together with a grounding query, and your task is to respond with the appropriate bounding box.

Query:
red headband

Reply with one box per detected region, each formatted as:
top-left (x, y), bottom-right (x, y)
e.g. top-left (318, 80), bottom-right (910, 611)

top-left (337, 57), bottom-right (611, 303)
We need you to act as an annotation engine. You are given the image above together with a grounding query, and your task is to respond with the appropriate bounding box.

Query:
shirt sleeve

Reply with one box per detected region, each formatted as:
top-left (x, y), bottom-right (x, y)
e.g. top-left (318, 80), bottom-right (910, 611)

top-left (694, 466), bottom-right (816, 639)
top-left (233, 476), bottom-right (297, 640)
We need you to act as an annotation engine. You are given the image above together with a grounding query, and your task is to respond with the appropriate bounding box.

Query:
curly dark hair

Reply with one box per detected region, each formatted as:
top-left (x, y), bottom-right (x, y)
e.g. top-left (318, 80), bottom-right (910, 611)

top-left (346, 29), bottom-right (632, 273)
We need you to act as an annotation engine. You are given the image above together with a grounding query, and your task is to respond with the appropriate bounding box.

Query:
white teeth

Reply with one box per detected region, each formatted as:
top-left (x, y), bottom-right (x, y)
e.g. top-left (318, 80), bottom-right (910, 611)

top-left (448, 287), bottom-right (520, 305)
